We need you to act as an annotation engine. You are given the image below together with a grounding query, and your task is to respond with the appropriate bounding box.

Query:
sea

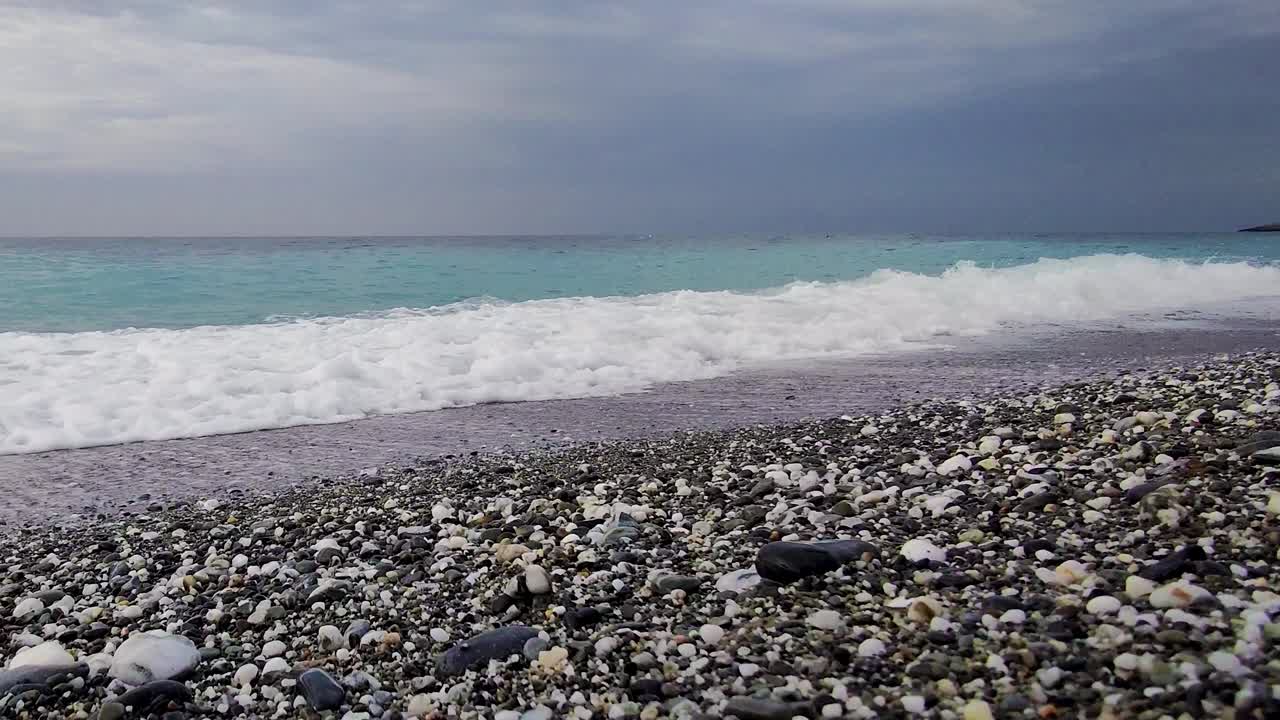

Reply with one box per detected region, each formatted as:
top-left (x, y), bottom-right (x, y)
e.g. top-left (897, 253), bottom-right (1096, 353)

top-left (3, 233), bottom-right (1280, 461)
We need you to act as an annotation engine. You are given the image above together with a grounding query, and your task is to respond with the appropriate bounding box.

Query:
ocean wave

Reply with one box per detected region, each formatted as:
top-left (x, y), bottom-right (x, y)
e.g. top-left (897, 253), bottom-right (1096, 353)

top-left (2, 254), bottom-right (1278, 454)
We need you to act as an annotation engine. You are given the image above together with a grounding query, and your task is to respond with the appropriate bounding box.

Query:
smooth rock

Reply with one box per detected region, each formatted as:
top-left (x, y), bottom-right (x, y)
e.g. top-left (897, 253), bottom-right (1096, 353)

top-left (299, 668), bottom-right (346, 711)
top-left (755, 540), bottom-right (876, 584)
top-left (11, 597), bottom-right (44, 621)
top-left (649, 573), bottom-right (703, 594)
top-left (937, 454), bottom-right (972, 476)
top-left (807, 610), bottom-right (843, 630)
top-left (1137, 546), bottom-right (1204, 582)
top-left (438, 626), bottom-right (539, 676)
top-left (0, 663), bottom-right (86, 695)
top-left (109, 632), bottom-right (201, 685)
top-left (723, 696), bottom-right (800, 720)
top-left (116, 680), bottom-right (193, 712)
top-left (715, 568), bottom-right (763, 594)
top-left (900, 538), bottom-right (946, 564)
top-left (318, 625), bottom-right (346, 652)
top-left (857, 638), bottom-right (886, 657)
top-left (8, 640), bottom-right (75, 669)
top-left (524, 565), bottom-right (552, 595)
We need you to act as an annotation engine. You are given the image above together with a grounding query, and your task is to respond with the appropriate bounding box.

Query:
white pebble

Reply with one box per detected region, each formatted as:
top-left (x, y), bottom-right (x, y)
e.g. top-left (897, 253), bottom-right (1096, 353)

top-left (936, 454), bottom-right (972, 476)
top-left (857, 638), bottom-right (886, 657)
top-left (1086, 596), bottom-right (1122, 615)
top-left (806, 610), bottom-right (843, 631)
top-left (1149, 581), bottom-right (1210, 609)
top-left (1125, 576), bottom-right (1155, 598)
top-left (699, 624), bottom-right (725, 645)
top-left (234, 663), bottom-right (258, 687)
top-left (998, 609), bottom-right (1026, 625)
top-left (8, 641), bottom-right (74, 670)
top-left (900, 538), bottom-right (947, 563)
top-left (524, 565), bottom-right (552, 595)
top-left (1114, 653), bottom-right (1140, 671)
top-left (11, 598), bottom-right (44, 621)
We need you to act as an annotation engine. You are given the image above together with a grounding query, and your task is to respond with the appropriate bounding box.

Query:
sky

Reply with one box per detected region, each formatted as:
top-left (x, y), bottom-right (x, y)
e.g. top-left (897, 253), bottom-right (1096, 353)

top-left (2, 1), bottom-right (1278, 236)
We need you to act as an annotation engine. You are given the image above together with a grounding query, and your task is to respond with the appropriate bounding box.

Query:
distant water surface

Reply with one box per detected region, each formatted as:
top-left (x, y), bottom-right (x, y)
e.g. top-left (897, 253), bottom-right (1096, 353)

top-left (3, 233), bottom-right (1277, 332)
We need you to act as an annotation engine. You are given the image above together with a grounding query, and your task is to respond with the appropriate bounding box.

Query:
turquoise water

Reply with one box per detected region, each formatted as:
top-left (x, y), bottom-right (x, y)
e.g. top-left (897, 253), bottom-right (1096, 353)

top-left (3, 233), bottom-right (1276, 333)
top-left (6, 232), bottom-right (1280, 454)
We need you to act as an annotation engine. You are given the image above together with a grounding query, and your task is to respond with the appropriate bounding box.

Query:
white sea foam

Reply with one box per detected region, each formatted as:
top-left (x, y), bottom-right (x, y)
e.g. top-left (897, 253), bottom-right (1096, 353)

top-left (2, 254), bottom-right (1278, 454)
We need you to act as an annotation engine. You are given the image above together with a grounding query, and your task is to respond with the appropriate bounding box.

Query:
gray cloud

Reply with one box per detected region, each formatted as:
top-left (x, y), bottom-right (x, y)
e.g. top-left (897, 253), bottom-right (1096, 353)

top-left (2, 1), bottom-right (1278, 234)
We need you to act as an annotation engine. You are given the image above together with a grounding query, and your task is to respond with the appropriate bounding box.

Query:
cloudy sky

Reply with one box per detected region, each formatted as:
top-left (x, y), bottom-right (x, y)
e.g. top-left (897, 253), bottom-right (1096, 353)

top-left (2, 1), bottom-right (1278, 235)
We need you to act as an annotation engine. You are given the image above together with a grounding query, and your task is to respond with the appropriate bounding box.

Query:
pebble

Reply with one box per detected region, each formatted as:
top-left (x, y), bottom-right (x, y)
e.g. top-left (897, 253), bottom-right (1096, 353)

top-left (900, 537), bottom-right (946, 564)
top-left (524, 565), bottom-right (552, 594)
top-left (699, 624), bottom-right (726, 644)
top-left (963, 700), bottom-right (995, 720)
top-left (318, 624), bottom-right (346, 652)
top-left (108, 632), bottom-right (200, 685)
top-left (233, 663), bottom-right (258, 687)
top-left (1149, 581), bottom-right (1211, 608)
top-left (715, 568), bottom-right (763, 593)
top-left (0, 353), bottom-right (1277, 720)
top-left (115, 680), bottom-right (193, 712)
top-left (754, 539), bottom-right (875, 584)
top-left (1085, 595), bottom-right (1122, 615)
top-left (299, 668), bottom-right (346, 711)
top-left (438, 626), bottom-right (539, 676)
top-left (11, 597), bottom-right (44, 621)
top-left (723, 696), bottom-right (799, 720)
top-left (936, 454), bottom-right (972, 475)
top-left (857, 638), bottom-right (887, 657)
top-left (806, 609), bottom-right (843, 630)
top-left (8, 640), bottom-right (75, 669)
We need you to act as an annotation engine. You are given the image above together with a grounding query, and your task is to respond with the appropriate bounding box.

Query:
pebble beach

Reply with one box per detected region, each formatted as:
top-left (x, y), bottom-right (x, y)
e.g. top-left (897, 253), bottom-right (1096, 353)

top-left (3, 352), bottom-right (1279, 719)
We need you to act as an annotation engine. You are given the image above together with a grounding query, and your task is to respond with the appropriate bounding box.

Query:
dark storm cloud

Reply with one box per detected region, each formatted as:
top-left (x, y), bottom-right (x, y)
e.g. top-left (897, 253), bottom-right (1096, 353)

top-left (1, 1), bottom-right (1277, 234)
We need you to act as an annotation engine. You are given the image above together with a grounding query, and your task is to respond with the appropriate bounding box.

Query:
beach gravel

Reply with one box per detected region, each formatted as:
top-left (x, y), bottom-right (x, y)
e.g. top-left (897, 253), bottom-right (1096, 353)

top-left (2, 352), bottom-right (1279, 718)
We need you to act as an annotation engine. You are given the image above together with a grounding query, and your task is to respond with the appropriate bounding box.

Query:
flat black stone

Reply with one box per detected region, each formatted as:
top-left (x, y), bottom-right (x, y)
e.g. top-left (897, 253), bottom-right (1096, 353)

top-left (755, 540), bottom-right (876, 584)
top-left (0, 664), bottom-right (86, 696)
top-left (438, 625), bottom-right (540, 676)
top-left (117, 680), bottom-right (193, 713)
top-left (1012, 491), bottom-right (1058, 514)
top-left (1125, 479), bottom-right (1174, 503)
top-left (564, 607), bottom-right (604, 631)
top-left (298, 669), bottom-right (345, 712)
top-left (724, 696), bottom-right (802, 720)
top-left (630, 678), bottom-right (663, 700)
top-left (1137, 546), bottom-right (1205, 581)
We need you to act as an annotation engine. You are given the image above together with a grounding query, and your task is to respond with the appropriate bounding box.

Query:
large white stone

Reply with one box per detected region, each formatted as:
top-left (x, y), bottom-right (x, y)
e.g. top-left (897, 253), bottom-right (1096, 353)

top-left (8, 641), bottom-right (75, 670)
top-left (11, 598), bottom-right (44, 621)
top-left (109, 631), bottom-right (200, 685)
top-left (524, 565), bottom-right (552, 595)
top-left (936, 455), bottom-right (972, 476)
top-left (806, 610), bottom-right (844, 631)
top-left (715, 568), bottom-right (762, 594)
top-left (900, 538), bottom-right (947, 564)
top-left (857, 638), bottom-right (886, 657)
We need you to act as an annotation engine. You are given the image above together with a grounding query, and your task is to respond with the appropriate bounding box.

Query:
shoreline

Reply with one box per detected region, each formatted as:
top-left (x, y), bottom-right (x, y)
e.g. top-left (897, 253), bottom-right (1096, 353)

top-left (3, 313), bottom-right (1280, 526)
top-left (1, 351), bottom-right (1278, 718)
